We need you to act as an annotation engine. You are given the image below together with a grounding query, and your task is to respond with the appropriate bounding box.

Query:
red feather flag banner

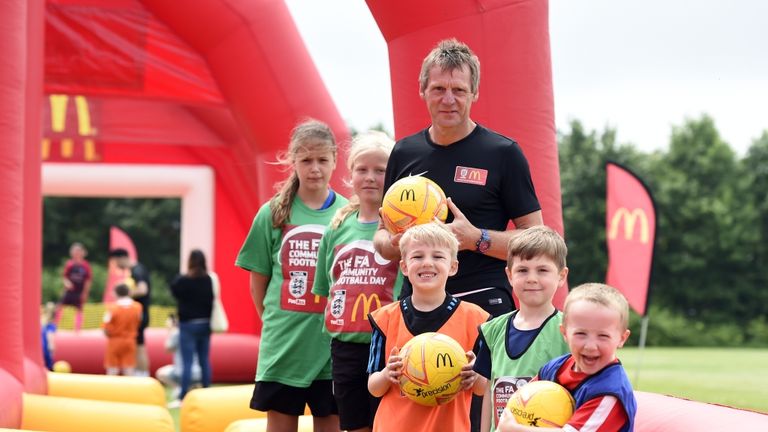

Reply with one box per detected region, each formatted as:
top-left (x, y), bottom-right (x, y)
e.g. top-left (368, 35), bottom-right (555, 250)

top-left (606, 162), bottom-right (657, 316)
top-left (104, 226), bottom-right (138, 303)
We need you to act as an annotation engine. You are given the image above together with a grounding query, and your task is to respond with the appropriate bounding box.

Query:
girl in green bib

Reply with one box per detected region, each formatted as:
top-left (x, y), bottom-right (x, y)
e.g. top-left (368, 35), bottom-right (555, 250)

top-left (236, 119), bottom-right (347, 432)
top-left (313, 131), bottom-right (404, 432)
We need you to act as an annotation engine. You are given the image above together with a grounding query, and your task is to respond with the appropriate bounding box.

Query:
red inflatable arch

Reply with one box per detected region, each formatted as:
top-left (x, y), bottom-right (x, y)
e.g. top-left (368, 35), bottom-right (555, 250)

top-left (4, 0), bottom-right (767, 429)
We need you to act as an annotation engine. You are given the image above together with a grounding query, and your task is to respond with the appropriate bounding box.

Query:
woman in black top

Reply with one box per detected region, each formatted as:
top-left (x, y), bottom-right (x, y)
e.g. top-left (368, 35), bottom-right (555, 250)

top-left (170, 249), bottom-right (214, 402)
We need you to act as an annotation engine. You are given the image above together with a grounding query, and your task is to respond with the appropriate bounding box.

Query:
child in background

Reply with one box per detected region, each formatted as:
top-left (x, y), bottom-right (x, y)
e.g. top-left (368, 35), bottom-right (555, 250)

top-left (235, 119), bottom-right (347, 432)
top-left (497, 283), bottom-right (637, 432)
top-left (41, 302), bottom-right (57, 370)
top-left (102, 283), bottom-right (143, 376)
top-left (473, 226), bottom-right (570, 432)
top-left (54, 242), bottom-right (92, 332)
top-left (313, 131), bottom-right (403, 432)
top-left (367, 223), bottom-right (490, 432)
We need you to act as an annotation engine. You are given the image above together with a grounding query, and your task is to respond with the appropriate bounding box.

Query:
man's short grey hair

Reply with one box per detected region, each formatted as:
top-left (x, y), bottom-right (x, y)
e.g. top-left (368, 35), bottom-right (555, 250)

top-left (419, 38), bottom-right (480, 94)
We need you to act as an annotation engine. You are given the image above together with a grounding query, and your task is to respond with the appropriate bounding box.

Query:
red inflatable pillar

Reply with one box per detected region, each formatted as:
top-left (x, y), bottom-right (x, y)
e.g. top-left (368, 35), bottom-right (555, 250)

top-left (367, 0), bottom-right (567, 307)
top-left (22, 0), bottom-right (47, 394)
top-left (0, 0), bottom-right (31, 426)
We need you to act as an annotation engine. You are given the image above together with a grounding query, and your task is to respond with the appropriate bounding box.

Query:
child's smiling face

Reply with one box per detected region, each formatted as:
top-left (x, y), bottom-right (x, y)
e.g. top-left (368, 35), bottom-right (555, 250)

top-left (400, 239), bottom-right (458, 294)
top-left (560, 299), bottom-right (630, 375)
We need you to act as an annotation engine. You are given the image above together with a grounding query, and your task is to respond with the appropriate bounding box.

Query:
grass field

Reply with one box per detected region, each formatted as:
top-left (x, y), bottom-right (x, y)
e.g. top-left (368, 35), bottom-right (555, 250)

top-left (160, 347), bottom-right (768, 432)
top-left (620, 347), bottom-right (768, 413)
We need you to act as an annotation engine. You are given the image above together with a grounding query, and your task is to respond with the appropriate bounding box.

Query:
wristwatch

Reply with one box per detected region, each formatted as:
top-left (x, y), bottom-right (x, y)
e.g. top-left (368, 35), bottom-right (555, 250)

top-left (475, 228), bottom-right (491, 254)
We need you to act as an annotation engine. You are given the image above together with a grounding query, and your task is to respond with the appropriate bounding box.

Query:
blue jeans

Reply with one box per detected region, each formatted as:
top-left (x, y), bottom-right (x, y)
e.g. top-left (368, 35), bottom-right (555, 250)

top-left (179, 320), bottom-right (212, 399)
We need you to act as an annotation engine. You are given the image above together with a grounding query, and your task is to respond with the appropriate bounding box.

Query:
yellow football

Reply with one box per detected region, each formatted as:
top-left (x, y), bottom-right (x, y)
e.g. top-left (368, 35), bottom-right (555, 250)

top-left (381, 176), bottom-right (448, 234)
top-left (399, 332), bottom-right (467, 406)
top-left (506, 380), bottom-right (575, 427)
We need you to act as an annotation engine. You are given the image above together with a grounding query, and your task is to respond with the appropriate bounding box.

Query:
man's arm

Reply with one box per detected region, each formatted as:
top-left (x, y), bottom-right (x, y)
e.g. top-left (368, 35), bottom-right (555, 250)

top-left (249, 271), bottom-right (270, 317)
top-left (133, 280), bottom-right (148, 298)
top-left (446, 199), bottom-right (543, 260)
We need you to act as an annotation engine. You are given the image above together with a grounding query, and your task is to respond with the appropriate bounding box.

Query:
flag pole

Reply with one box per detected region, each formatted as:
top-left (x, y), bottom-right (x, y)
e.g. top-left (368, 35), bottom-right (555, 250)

top-left (634, 315), bottom-right (649, 387)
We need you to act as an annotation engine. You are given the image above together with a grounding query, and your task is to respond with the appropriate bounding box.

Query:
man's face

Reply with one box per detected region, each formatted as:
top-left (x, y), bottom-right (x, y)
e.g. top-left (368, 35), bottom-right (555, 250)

top-left (420, 64), bottom-right (478, 133)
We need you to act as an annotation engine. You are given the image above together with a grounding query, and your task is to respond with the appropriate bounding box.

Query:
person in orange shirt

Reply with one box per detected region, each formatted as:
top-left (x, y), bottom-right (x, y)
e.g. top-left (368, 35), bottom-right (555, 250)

top-left (367, 223), bottom-right (490, 432)
top-left (103, 283), bottom-right (143, 376)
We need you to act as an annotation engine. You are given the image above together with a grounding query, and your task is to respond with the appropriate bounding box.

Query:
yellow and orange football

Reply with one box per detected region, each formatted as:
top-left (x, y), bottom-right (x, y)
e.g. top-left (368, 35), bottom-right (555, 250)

top-left (398, 332), bottom-right (467, 406)
top-left (381, 176), bottom-right (448, 234)
top-left (506, 380), bottom-right (575, 428)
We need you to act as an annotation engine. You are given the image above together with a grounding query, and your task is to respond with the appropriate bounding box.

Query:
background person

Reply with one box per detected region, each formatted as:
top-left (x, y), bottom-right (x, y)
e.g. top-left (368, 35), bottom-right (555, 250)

top-left (41, 302), bottom-right (57, 371)
top-left (102, 283), bottom-right (142, 376)
top-left (155, 314), bottom-right (203, 403)
top-left (109, 247), bottom-right (152, 376)
top-left (170, 249), bottom-right (214, 404)
top-left (54, 242), bottom-right (92, 332)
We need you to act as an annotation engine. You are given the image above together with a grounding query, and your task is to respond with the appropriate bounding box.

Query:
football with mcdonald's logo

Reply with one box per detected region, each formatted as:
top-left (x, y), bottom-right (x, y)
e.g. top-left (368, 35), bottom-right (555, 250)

top-left (506, 380), bottom-right (575, 428)
top-left (399, 332), bottom-right (467, 406)
top-left (381, 176), bottom-right (448, 234)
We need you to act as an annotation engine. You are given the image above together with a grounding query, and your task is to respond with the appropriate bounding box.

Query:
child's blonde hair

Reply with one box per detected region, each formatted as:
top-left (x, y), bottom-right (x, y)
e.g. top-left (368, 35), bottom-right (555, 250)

top-left (507, 225), bottom-right (567, 270)
top-left (399, 223), bottom-right (459, 260)
top-left (330, 131), bottom-right (394, 229)
top-left (563, 283), bottom-right (630, 330)
top-left (270, 119), bottom-right (337, 228)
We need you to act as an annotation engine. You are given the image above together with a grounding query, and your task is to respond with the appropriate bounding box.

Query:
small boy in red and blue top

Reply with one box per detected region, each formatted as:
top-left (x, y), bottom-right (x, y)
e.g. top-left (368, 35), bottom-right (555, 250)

top-left (497, 283), bottom-right (637, 432)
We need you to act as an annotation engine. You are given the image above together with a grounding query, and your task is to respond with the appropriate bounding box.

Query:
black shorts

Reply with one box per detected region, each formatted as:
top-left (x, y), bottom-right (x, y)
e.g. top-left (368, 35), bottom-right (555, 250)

top-left (60, 290), bottom-right (84, 309)
top-left (250, 380), bottom-right (338, 417)
top-left (331, 339), bottom-right (380, 430)
top-left (455, 287), bottom-right (514, 318)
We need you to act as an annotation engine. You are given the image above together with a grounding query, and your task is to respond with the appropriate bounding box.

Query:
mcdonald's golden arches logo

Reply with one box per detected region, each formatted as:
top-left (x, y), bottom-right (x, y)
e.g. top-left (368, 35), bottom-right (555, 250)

top-left (435, 352), bottom-right (455, 368)
top-left (609, 208), bottom-right (650, 243)
top-left (350, 293), bottom-right (381, 322)
top-left (43, 94), bottom-right (101, 162)
top-left (399, 188), bottom-right (416, 202)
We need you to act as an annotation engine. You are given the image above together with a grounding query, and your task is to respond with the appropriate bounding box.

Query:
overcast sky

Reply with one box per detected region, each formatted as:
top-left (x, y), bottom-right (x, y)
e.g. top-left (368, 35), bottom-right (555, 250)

top-left (285, 0), bottom-right (768, 155)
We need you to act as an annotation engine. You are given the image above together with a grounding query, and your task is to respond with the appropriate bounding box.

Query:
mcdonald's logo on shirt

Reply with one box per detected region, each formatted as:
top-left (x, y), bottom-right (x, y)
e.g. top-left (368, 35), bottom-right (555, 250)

top-left (608, 208), bottom-right (649, 243)
top-left (454, 166), bottom-right (488, 186)
top-left (351, 293), bottom-right (381, 322)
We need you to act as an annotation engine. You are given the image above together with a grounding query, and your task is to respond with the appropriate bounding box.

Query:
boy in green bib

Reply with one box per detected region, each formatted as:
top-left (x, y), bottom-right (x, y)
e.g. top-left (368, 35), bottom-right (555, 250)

top-left (473, 226), bottom-right (570, 432)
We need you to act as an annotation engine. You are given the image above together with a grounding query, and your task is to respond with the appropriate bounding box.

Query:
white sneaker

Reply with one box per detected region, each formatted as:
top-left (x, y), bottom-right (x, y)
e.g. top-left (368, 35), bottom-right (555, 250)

top-left (167, 399), bottom-right (182, 409)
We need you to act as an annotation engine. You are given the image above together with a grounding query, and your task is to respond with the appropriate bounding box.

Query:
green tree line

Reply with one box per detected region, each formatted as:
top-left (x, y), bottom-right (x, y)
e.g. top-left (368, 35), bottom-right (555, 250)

top-left (560, 115), bottom-right (768, 346)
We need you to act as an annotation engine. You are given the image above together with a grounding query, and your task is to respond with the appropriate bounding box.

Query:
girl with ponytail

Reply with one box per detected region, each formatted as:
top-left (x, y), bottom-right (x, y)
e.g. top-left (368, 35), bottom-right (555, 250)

top-left (312, 131), bottom-right (404, 432)
top-left (236, 119), bottom-right (347, 431)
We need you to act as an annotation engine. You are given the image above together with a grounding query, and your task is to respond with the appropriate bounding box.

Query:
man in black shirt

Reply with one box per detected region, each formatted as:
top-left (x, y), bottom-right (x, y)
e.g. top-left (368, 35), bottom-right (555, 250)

top-left (374, 38), bottom-right (543, 318)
